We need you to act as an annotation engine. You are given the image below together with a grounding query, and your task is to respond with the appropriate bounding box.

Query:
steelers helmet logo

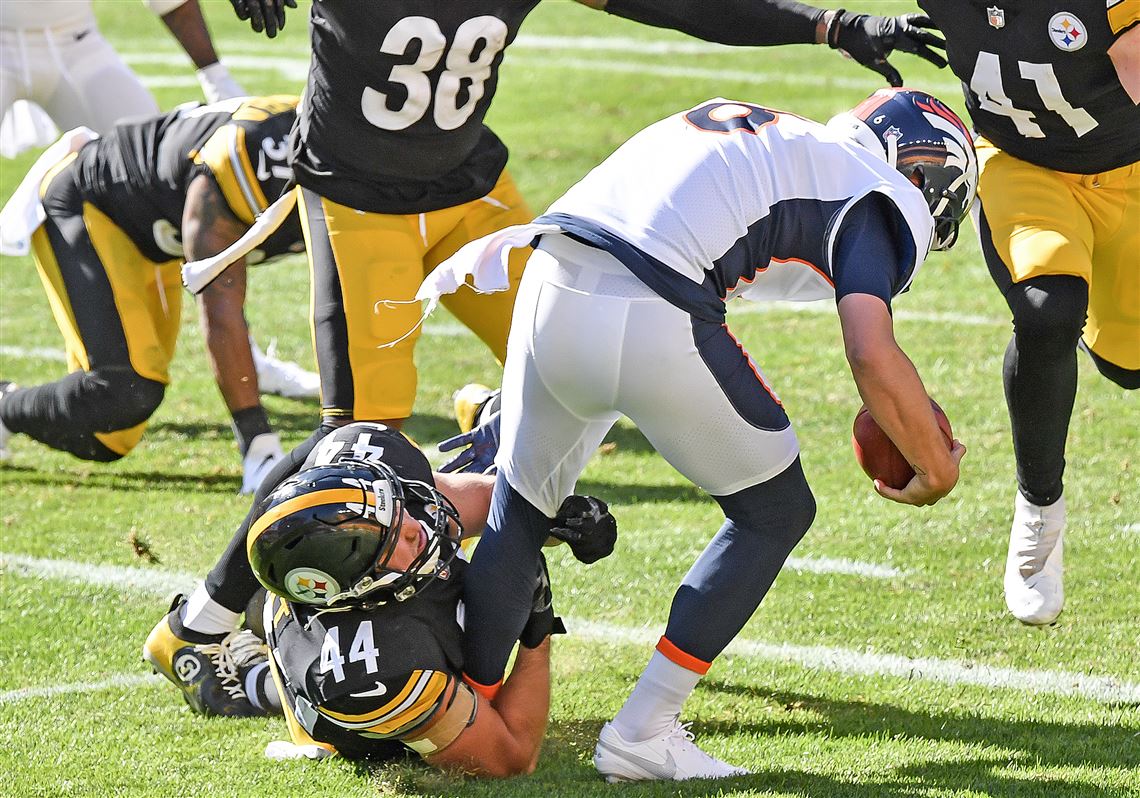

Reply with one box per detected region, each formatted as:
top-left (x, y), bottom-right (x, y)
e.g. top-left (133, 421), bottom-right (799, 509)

top-left (1048, 13), bottom-right (1087, 51)
top-left (284, 568), bottom-right (341, 603)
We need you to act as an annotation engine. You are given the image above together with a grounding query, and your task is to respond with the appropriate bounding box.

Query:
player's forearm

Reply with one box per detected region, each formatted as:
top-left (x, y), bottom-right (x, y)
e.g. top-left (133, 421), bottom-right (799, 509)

top-left (197, 270), bottom-right (260, 412)
top-left (838, 295), bottom-right (957, 495)
top-left (597, 0), bottom-right (824, 47)
top-left (151, 0), bottom-right (220, 68)
top-left (490, 638), bottom-right (551, 774)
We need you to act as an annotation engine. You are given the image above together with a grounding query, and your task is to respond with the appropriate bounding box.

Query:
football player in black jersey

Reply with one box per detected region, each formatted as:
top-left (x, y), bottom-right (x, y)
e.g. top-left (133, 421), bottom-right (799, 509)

top-left (918, 1), bottom-right (1140, 625)
top-left (149, 0), bottom-right (957, 726)
top-left (0, 96), bottom-right (308, 493)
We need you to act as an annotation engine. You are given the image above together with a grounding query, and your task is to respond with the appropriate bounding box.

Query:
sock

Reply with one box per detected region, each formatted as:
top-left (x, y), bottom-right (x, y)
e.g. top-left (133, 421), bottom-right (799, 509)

top-left (610, 650), bottom-right (702, 743)
top-left (246, 662), bottom-right (283, 713)
top-left (180, 584), bottom-right (241, 637)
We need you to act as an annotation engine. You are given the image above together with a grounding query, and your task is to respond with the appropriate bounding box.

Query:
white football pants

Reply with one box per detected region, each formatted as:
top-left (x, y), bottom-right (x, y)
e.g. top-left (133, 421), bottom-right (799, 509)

top-left (1, 15), bottom-right (158, 137)
top-left (497, 234), bottom-right (800, 517)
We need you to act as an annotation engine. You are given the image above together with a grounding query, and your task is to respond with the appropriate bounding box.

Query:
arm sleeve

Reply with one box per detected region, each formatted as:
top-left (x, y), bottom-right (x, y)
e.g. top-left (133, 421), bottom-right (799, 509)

top-left (604, 0), bottom-right (824, 47)
top-left (832, 193), bottom-right (916, 309)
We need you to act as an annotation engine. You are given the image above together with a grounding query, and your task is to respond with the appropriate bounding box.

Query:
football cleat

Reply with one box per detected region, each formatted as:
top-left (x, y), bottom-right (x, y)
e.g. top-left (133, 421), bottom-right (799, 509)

top-left (252, 338), bottom-right (320, 400)
top-left (144, 596), bottom-right (278, 717)
top-left (0, 381), bottom-right (15, 460)
top-left (452, 383), bottom-right (499, 434)
top-left (1004, 491), bottom-right (1065, 625)
top-left (241, 432), bottom-right (285, 495)
top-left (594, 719), bottom-right (749, 783)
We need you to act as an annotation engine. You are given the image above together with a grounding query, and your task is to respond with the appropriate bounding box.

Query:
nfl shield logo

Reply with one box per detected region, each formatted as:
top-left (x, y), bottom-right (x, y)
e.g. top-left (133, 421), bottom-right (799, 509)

top-left (987, 6), bottom-right (1005, 28)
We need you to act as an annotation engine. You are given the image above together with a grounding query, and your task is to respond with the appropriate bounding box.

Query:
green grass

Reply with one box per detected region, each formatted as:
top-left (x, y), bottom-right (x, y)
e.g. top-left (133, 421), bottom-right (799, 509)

top-left (1, 2), bottom-right (1137, 796)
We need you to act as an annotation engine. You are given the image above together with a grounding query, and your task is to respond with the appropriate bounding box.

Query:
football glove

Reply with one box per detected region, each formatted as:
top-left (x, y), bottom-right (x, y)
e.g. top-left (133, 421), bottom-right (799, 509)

top-left (827, 11), bottom-right (947, 87)
top-left (518, 552), bottom-right (566, 649)
top-left (437, 410), bottom-right (500, 475)
top-left (228, 0), bottom-right (296, 39)
top-left (549, 495), bottom-right (618, 565)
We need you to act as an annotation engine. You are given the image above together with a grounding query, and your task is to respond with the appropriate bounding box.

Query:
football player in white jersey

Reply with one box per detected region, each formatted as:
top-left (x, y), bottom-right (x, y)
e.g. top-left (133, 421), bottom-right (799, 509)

top-left (420, 88), bottom-right (976, 782)
top-left (1, 0), bottom-right (243, 146)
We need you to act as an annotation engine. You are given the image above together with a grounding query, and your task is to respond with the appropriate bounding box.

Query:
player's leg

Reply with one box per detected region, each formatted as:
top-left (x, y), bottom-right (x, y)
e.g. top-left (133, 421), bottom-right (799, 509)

top-left (429, 168), bottom-right (533, 362)
top-left (461, 241), bottom-right (622, 693)
top-left (1078, 163), bottom-right (1140, 390)
top-left (298, 188), bottom-right (428, 426)
top-left (0, 161), bottom-right (172, 460)
top-left (39, 25), bottom-right (158, 134)
top-left (975, 139), bottom-right (1095, 625)
top-left (594, 282), bottom-right (805, 781)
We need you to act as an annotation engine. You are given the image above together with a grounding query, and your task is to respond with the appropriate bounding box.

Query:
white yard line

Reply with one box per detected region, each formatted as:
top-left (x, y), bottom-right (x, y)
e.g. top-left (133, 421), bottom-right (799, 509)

top-left (0, 344), bottom-right (66, 362)
top-left (4, 553), bottom-right (1137, 704)
top-left (0, 674), bottom-right (161, 705)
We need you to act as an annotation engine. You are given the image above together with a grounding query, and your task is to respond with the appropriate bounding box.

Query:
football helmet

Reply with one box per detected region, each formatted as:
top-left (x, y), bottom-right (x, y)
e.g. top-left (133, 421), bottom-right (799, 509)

top-left (246, 459), bottom-right (461, 606)
top-left (828, 88), bottom-right (978, 251)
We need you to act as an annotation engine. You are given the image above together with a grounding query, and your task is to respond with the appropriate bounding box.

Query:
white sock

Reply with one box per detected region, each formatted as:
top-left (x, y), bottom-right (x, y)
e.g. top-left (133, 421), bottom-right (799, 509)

top-left (181, 584), bottom-right (241, 636)
top-left (610, 650), bottom-right (701, 743)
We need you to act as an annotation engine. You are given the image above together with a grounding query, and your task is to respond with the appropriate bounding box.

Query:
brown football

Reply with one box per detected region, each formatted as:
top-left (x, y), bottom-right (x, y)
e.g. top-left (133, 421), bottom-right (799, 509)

top-left (852, 400), bottom-right (953, 489)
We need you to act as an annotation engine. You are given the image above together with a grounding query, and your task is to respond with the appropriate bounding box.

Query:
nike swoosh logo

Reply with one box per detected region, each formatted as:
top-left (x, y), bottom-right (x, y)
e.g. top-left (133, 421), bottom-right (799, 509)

top-left (600, 740), bottom-right (676, 777)
top-left (349, 682), bottom-right (388, 698)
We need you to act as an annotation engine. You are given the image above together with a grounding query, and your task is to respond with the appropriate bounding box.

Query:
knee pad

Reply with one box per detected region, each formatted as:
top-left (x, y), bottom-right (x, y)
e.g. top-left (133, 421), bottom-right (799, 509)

top-left (1007, 275), bottom-right (1088, 354)
top-left (715, 457), bottom-right (816, 549)
top-left (88, 367), bottom-right (165, 430)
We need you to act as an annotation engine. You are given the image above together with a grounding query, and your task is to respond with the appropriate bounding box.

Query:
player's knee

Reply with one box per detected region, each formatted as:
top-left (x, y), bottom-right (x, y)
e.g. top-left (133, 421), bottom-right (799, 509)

top-left (1008, 275), bottom-right (1088, 353)
top-left (716, 458), bottom-right (816, 548)
top-left (90, 367), bottom-right (165, 428)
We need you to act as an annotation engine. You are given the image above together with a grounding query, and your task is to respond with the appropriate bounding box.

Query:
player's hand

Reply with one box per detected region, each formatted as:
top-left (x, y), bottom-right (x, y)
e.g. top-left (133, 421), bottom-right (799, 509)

top-left (828, 12), bottom-right (947, 87)
top-left (229, 0), bottom-right (297, 39)
top-left (437, 411), bottom-right (500, 474)
top-left (518, 553), bottom-right (566, 649)
top-left (875, 439), bottom-right (966, 506)
top-left (549, 495), bottom-right (618, 565)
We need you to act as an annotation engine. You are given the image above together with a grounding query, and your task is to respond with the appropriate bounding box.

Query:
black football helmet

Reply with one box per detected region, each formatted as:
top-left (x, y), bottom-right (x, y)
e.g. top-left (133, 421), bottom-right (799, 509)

top-left (828, 88), bottom-right (978, 251)
top-left (246, 459), bottom-right (461, 607)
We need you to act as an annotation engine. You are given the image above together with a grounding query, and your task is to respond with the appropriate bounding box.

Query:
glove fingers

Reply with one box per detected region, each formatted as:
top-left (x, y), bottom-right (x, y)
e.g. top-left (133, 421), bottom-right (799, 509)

top-left (285, 0), bottom-right (298, 7)
top-left (901, 13), bottom-right (938, 29)
top-left (231, 0), bottom-right (251, 21)
top-left (910, 44), bottom-right (948, 69)
top-left (874, 60), bottom-right (904, 87)
top-left (263, 2), bottom-right (280, 37)
top-left (439, 449), bottom-right (476, 473)
top-left (437, 433), bottom-right (473, 453)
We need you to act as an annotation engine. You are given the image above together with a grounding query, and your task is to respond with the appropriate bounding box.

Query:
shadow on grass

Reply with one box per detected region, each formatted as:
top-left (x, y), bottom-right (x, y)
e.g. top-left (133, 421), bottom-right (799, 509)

top-left (338, 694), bottom-right (1135, 798)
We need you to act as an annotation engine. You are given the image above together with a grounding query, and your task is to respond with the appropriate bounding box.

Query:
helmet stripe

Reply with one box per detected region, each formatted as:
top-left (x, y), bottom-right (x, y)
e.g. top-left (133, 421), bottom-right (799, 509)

top-left (246, 487), bottom-right (382, 556)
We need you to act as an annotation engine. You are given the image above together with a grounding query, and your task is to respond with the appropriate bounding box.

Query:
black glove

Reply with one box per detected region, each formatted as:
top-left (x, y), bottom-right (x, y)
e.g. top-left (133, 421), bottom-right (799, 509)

top-left (550, 495), bottom-right (618, 565)
top-left (828, 11), bottom-right (947, 87)
top-left (437, 411), bottom-right (500, 475)
top-left (518, 553), bottom-right (566, 649)
top-left (229, 0), bottom-right (297, 39)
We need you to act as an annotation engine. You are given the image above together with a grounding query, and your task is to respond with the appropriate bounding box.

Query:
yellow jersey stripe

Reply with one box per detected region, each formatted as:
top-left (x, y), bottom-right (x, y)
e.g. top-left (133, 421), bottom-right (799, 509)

top-left (1107, 0), bottom-right (1140, 34)
top-left (318, 670), bottom-right (447, 729)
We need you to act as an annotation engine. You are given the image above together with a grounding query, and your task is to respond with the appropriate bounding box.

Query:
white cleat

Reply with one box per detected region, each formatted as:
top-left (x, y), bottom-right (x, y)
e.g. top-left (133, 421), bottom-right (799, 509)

top-left (593, 719), bottom-right (749, 783)
top-left (241, 432), bottom-right (285, 495)
top-left (252, 338), bottom-right (320, 400)
top-left (1004, 491), bottom-right (1065, 625)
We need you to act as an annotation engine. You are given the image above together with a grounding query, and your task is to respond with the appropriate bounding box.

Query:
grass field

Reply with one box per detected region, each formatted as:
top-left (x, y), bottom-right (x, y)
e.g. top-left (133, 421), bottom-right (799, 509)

top-left (1, 2), bottom-right (1137, 796)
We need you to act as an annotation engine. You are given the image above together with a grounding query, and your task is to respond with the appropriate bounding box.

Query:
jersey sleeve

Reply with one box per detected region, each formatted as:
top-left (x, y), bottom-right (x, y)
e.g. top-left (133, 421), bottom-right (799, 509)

top-left (193, 123), bottom-right (268, 225)
top-left (1107, 0), bottom-right (1140, 35)
top-left (831, 193), bottom-right (918, 308)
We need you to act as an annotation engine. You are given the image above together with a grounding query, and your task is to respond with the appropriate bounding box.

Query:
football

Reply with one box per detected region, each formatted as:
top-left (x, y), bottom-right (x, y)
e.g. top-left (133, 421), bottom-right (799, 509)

top-left (852, 400), bottom-right (954, 489)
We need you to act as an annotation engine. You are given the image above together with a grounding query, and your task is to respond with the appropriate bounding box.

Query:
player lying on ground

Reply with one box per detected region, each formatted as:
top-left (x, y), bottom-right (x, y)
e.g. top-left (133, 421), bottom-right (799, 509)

top-left (0, 96), bottom-right (318, 493)
top-left (422, 88), bottom-right (975, 782)
top-left (146, 421), bottom-right (617, 777)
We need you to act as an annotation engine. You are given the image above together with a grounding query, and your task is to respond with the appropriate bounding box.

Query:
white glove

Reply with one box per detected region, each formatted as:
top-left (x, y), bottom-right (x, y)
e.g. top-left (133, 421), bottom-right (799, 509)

top-left (264, 740), bottom-right (335, 761)
top-left (197, 62), bottom-right (246, 104)
top-left (241, 432), bottom-right (285, 495)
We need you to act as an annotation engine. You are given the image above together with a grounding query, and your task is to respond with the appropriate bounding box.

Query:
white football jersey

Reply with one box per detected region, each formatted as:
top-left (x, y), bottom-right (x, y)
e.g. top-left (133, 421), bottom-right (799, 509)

top-left (1, 1), bottom-right (94, 30)
top-left (542, 99), bottom-right (935, 311)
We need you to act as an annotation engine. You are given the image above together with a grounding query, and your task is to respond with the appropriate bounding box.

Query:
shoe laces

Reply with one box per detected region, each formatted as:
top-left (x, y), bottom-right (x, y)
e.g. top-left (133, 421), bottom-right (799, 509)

top-left (198, 630), bottom-right (264, 701)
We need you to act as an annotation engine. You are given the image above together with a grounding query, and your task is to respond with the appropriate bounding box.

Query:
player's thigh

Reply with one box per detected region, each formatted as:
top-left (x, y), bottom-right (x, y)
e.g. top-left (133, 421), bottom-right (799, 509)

top-left (43, 31), bottom-right (157, 133)
top-left (497, 253), bottom-right (622, 517)
top-left (618, 306), bottom-right (800, 496)
top-left (299, 188), bottom-right (428, 420)
top-left (429, 170), bottom-right (534, 362)
top-left (975, 139), bottom-right (1095, 288)
top-left (82, 204), bottom-right (181, 383)
top-left (1080, 165), bottom-right (1140, 370)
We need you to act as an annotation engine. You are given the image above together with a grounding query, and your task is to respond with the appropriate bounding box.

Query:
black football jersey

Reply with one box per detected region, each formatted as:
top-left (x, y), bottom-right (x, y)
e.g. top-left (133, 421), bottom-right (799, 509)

top-left (74, 96), bottom-right (303, 263)
top-left (300, 422), bottom-right (436, 485)
top-left (292, 0), bottom-right (541, 213)
top-left (919, 1), bottom-right (1140, 173)
top-left (265, 558), bottom-right (466, 759)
